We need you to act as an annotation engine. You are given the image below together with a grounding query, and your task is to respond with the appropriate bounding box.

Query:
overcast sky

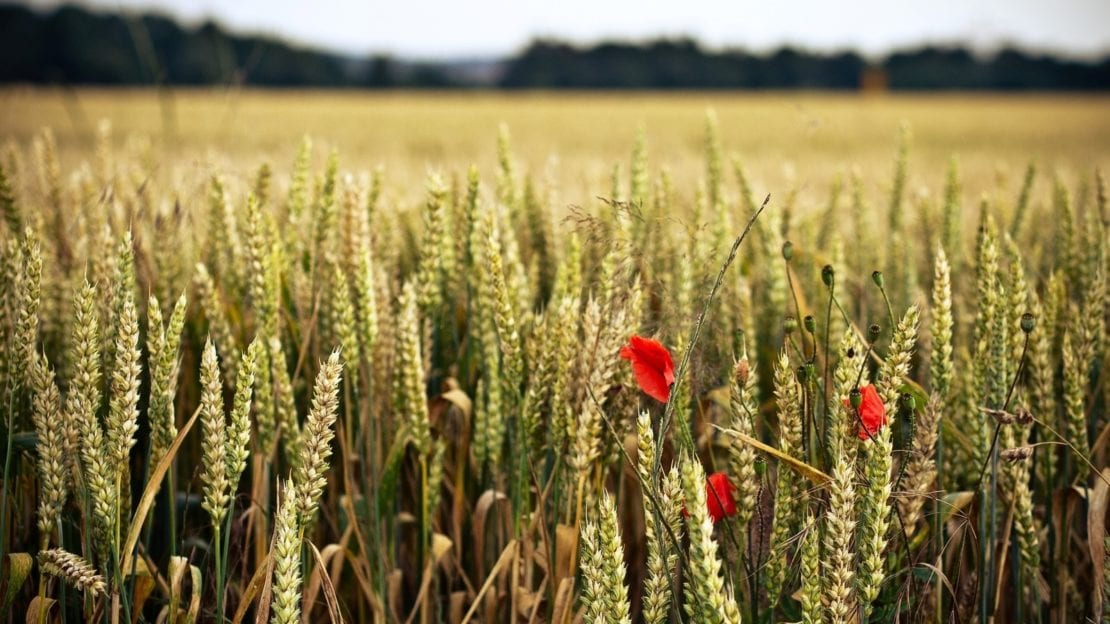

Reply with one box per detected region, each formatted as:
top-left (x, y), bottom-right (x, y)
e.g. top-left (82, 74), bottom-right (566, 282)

top-left (24, 0), bottom-right (1110, 59)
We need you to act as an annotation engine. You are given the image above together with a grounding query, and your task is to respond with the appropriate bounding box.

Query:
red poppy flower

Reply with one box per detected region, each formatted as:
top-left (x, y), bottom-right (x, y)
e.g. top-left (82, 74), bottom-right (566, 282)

top-left (681, 472), bottom-right (738, 523)
top-left (706, 472), bottom-right (738, 523)
top-left (620, 335), bottom-right (675, 403)
top-left (845, 384), bottom-right (887, 441)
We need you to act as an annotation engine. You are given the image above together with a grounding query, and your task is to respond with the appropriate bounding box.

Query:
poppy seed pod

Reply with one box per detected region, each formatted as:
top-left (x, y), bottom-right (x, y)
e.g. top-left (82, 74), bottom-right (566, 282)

top-left (784, 316), bottom-right (798, 334)
top-left (901, 392), bottom-right (916, 411)
top-left (867, 323), bottom-right (882, 343)
top-left (782, 241), bottom-right (794, 261)
top-left (803, 315), bottom-right (816, 334)
top-left (871, 270), bottom-right (885, 288)
top-left (821, 264), bottom-right (835, 287)
top-left (849, 388), bottom-right (863, 409)
top-left (1021, 312), bottom-right (1035, 334)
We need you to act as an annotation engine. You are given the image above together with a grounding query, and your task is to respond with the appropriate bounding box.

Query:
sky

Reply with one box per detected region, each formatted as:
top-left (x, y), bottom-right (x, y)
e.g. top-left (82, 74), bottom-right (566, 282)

top-left (24, 0), bottom-right (1110, 59)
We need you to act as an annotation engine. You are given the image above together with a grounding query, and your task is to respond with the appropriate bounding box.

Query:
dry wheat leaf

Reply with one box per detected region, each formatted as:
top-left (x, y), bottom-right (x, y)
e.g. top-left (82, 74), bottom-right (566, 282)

top-left (308, 541), bottom-right (345, 624)
top-left (716, 426), bottom-right (832, 484)
top-left (3, 553), bottom-right (33, 615)
top-left (25, 596), bottom-right (56, 624)
top-left (1089, 468), bottom-right (1109, 618)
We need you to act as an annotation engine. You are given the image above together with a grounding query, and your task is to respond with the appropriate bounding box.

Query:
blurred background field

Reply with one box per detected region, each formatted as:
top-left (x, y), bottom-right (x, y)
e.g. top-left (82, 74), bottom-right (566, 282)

top-left (3, 88), bottom-right (1108, 208)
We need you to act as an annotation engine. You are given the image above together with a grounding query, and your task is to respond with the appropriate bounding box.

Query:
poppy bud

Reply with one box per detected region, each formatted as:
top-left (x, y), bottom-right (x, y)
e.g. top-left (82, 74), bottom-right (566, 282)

top-left (849, 388), bottom-right (863, 409)
top-left (821, 264), bottom-right (835, 287)
top-left (867, 323), bottom-right (882, 343)
top-left (784, 316), bottom-right (798, 334)
top-left (871, 270), bottom-right (884, 288)
top-left (803, 315), bottom-right (816, 334)
top-left (782, 241), bottom-right (794, 261)
top-left (1020, 313), bottom-right (1035, 334)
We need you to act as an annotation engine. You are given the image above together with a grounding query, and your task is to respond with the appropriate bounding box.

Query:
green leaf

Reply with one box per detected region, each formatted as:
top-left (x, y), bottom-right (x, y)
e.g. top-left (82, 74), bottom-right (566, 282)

top-left (376, 425), bottom-right (411, 512)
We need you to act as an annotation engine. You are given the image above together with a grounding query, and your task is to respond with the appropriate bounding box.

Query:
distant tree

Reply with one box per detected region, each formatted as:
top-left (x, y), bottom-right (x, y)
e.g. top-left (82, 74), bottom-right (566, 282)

top-left (366, 55), bottom-right (396, 88)
top-left (1, 4), bottom-right (1107, 90)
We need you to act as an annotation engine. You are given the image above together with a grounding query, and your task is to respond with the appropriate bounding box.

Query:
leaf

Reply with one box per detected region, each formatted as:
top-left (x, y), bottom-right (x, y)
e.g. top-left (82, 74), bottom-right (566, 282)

top-left (376, 425), bottom-right (411, 512)
top-left (514, 583), bottom-right (543, 619)
top-left (900, 380), bottom-right (929, 416)
top-left (3, 553), bottom-right (33, 615)
top-left (121, 406), bottom-right (201, 575)
top-left (909, 491), bottom-right (976, 550)
top-left (130, 557), bottom-right (155, 624)
top-left (554, 524), bottom-right (576, 593)
top-left (939, 491), bottom-right (976, 523)
top-left (185, 564), bottom-right (202, 624)
top-left (387, 570), bottom-right (404, 621)
top-left (160, 555), bottom-right (190, 624)
top-left (715, 426), bottom-right (832, 484)
top-left (308, 541), bottom-right (344, 624)
top-left (441, 388), bottom-right (472, 419)
top-left (459, 540), bottom-right (518, 624)
top-left (448, 591), bottom-right (469, 624)
top-left (431, 532), bottom-right (453, 568)
top-left (1089, 468), bottom-right (1109, 618)
top-left (340, 550), bottom-right (384, 622)
top-left (549, 577), bottom-right (575, 624)
top-left (253, 527), bottom-right (279, 624)
top-left (403, 533), bottom-right (455, 624)
top-left (232, 553), bottom-right (272, 624)
top-left (473, 490), bottom-right (510, 580)
top-left (25, 596), bottom-right (56, 624)
top-left (303, 528), bottom-right (351, 620)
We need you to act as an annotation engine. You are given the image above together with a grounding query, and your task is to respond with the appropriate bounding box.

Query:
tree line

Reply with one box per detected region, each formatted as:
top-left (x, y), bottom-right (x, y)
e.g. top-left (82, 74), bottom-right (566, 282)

top-left (2, 4), bottom-right (1107, 90)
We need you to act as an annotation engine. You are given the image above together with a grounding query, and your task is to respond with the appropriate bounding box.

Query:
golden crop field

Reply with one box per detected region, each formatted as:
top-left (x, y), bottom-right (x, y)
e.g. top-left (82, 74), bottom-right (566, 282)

top-left (2, 89), bottom-right (1108, 195)
top-left (0, 88), bottom-right (1107, 624)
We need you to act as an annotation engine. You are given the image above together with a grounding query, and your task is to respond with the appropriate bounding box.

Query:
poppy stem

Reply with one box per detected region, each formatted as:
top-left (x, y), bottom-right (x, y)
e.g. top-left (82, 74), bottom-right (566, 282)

top-left (874, 279), bottom-right (896, 337)
top-left (822, 279), bottom-right (835, 468)
top-left (784, 254), bottom-right (808, 359)
top-left (974, 334), bottom-right (1030, 488)
top-left (654, 194), bottom-right (769, 479)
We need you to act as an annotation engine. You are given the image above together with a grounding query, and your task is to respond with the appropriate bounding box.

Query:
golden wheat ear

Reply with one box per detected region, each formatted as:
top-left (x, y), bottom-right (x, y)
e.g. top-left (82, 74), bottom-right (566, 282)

top-left (39, 549), bottom-right (106, 595)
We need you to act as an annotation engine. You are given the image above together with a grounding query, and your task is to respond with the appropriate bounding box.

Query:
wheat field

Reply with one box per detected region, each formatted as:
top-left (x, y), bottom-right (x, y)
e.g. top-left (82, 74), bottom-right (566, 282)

top-left (0, 89), bottom-right (1107, 623)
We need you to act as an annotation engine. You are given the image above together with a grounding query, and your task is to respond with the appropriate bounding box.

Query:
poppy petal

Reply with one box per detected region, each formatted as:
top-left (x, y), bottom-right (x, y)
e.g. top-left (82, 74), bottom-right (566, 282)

top-left (630, 359), bottom-right (670, 403)
top-left (852, 384), bottom-right (888, 440)
top-left (621, 335), bottom-right (676, 403)
top-left (629, 335), bottom-right (673, 372)
top-left (705, 472), bottom-right (737, 523)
